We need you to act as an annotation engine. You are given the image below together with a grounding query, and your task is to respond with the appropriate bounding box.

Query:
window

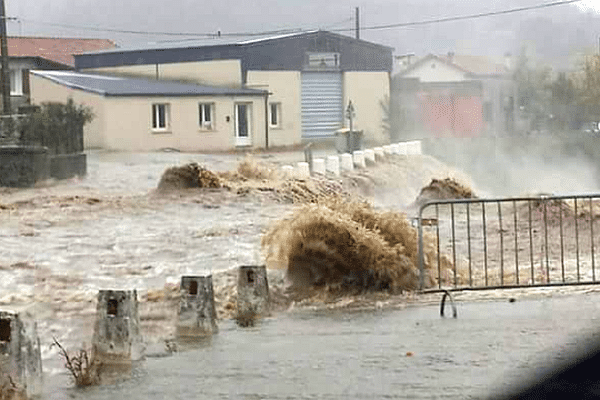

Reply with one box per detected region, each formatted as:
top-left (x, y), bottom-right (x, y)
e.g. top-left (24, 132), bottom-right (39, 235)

top-left (306, 52), bottom-right (340, 68)
top-left (152, 103), bottom-right (170, 131)
top-left (9, 69), bottom-right (22, 95)
top-left (198, 103), bottom-right (214, 130)
top-left (269, 102), bottom-right (281, 128)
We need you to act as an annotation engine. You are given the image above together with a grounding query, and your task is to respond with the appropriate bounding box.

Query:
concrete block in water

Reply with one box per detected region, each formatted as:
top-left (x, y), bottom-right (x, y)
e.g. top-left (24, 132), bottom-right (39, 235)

top-left (312, 158), bottom-right (326, 175)
top-left (0, 310), bottom-right (42, 398)
top-left (407, 140), bottom-right (422, 155)
top-left (296, 162), bottom-right (310, 179)
top-left (374, 147), bottom-right (385, 161)
top-left (364, 149), bottom-right (375, 164)
top-left (390, 144), bottom-right (400, 154)
top-left (281, 165), bottom-right (294, 178)
top-left (92, 290), bottom-right (143, 364)
top-left (352, 151), bottom-right (366, 169)
top-left (397, 142), bottom-right (408, 156)
top-left (177, 276), bottom-right (218, 337)
top-left (326, 156), bottom-right (340, 176)
top-left (383, 145), bottom-right (393, 155)
top-left (340, 153), bottom-right (353, 171)
top-left (236, 266), bottom-right (269, 325)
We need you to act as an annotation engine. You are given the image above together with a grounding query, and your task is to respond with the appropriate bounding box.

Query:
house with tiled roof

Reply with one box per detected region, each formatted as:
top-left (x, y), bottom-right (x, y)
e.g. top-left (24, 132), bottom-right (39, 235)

top-left (4, 36), bottom-right (116, 110)
top-left (392, 53), bottom-right (517, 137)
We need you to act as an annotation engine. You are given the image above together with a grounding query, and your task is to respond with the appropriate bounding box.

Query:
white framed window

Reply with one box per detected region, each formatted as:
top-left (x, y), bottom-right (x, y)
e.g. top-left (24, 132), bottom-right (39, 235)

top-left (152, 103), bottom-right (170, 132)
top-left (9, 69), bottom-right (22, 95)
top-left (269, 102), bottom-right (281, 128)
top-left (198, 103), bottom-right (214, 130)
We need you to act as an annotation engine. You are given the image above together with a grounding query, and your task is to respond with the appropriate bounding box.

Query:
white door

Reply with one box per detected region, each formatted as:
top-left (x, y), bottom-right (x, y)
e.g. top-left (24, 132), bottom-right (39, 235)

top-left (235, 103), bottom-right (252, 147)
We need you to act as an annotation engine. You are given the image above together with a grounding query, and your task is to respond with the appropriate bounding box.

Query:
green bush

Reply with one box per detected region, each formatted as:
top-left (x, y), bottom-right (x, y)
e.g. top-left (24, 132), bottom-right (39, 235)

top-left (18, 98), bottom-right (93, 154)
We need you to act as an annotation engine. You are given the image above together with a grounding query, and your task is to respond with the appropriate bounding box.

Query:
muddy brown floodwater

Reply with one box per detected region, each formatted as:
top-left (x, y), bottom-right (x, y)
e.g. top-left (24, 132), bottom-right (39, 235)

top-left (1, 149), bottom-right (600, 399)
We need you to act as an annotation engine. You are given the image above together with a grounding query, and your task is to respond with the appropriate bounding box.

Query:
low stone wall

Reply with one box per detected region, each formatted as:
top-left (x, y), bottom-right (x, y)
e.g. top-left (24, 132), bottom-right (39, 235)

top-left (0, 146), bottom-right (87, 187)
top-left (0, 145), bottom-right (49, 188)
top-left (49, 152), bottom-right (87, 180)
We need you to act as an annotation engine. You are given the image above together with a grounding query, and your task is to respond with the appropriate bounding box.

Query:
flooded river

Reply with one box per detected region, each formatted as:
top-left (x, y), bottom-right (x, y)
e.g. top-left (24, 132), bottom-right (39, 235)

top-left (43, 294), bottom-right (600, 399)
top-left (2, 150), bottom-right (600, 399)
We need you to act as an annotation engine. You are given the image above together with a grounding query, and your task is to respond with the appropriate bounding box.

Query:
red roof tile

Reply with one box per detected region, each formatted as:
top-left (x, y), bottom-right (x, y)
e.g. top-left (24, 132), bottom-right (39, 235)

top-left (6, 36), bottom-right (116, 67)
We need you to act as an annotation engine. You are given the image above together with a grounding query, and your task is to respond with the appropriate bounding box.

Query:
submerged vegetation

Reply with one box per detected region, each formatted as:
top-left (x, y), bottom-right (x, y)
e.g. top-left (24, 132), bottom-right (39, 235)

top-left (52, 338), bottom-right (101, 387)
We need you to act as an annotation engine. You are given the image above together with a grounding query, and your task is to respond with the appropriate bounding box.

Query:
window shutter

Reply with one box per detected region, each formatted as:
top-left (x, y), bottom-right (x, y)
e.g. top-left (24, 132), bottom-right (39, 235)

top-left (22, 69), bottom-right (30, 96)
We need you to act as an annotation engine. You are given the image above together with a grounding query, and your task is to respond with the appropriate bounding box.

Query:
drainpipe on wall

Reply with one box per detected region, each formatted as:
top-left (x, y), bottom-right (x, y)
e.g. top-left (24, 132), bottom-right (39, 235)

top-left (264, 92), bottom-right (271, 149)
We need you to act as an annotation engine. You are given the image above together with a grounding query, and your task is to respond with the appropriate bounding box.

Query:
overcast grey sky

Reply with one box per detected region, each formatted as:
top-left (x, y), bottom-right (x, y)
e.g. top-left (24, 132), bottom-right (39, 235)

top-left (5, 0), bottom-right (600, 66)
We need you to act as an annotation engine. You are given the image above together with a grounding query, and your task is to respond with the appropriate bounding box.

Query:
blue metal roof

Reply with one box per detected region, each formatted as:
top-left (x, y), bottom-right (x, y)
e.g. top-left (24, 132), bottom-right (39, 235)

top-left (31, 70), bottom-right (267, 97)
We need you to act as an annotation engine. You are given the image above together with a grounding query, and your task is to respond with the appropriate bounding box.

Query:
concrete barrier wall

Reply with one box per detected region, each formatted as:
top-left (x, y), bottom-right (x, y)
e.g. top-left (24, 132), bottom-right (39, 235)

top-left (49, 153), bottom-right (87, 180)
top-left (0, 310), bottom-right (42, 398)
top-left (177, 276), bottom-right (218, 338)
top-left (0, 146), bottom-right (49, 187)
top-left (92, 290), bottom-right (143, 364)
top-left (289, 140), bottom-right (422, 179)
top-left (0, 146), bottom-right (87, 187)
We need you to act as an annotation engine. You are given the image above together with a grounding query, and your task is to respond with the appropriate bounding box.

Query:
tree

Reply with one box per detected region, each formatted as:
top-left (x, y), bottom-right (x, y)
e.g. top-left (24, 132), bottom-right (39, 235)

top-left (18, 98), bottom-right (93, 154)
top-left (573, 54), bottom-right (600, 124)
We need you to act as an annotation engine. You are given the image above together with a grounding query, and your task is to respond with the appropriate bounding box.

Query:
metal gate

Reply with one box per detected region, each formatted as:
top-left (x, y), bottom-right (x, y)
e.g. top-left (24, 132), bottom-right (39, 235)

top-left (301, 72), bottom-right (343, 138)
top-left (417, 194), bottom-right (600, 292)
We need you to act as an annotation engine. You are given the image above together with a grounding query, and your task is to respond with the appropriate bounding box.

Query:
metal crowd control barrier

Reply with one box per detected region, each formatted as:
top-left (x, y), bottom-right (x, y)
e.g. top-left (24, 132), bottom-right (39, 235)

top-left (417, 194), bottom-right (600, 293)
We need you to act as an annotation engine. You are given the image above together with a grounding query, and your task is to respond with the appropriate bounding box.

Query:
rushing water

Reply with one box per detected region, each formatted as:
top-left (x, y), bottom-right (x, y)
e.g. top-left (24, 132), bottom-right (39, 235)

top-left (3, 150), bottom-right (600, 399)
top-left (42, 294), bottom-right (600, 399)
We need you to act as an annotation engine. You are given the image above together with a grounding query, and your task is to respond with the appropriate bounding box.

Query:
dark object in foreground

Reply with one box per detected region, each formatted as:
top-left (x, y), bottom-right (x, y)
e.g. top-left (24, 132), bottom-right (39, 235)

top-left (492, 340), bottom-right (600, 399)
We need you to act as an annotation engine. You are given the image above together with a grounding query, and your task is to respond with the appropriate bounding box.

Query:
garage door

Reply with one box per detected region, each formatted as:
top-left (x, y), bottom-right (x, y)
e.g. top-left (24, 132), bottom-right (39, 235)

top-left (301, 72), bottom-right (343, 138)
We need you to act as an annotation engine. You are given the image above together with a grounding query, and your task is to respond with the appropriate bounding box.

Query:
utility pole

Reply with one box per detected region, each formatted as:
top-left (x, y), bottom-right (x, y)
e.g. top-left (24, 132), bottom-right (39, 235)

top-left (355, 7), bottom-right (360, 40)
top-left (0, 0), bottom-right (10, 115)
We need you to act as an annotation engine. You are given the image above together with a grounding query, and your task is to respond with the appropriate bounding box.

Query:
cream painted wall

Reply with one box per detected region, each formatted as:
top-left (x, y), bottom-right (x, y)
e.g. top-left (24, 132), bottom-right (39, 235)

top-left (246, 70), bottom-right (302, 148)
top-left (30, 73), bottom-right (266, 151)
top-left (29, 73), bottom-right (106, 149)
top-left (343, 71), bottom-right (390, 145)
top-left (101, 95), bottom-right (266, 152)
top-left (403, 60), bottom-right (468, 82)
top-left (84, 59), bottom-right (243, 88)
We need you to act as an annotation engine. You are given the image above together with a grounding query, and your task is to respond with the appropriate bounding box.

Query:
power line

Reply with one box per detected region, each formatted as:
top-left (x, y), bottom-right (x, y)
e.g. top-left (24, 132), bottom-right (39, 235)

top-left (16, 17), bottom-right (305, 37)
top-left (334, 0), bottom-right (584, 32)
top-left (16, 0), bottom-right (584, 38)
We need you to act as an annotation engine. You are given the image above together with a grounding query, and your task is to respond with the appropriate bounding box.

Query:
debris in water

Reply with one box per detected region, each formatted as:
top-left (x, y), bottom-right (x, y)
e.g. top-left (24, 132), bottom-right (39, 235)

top-left (156, 156), bottom-right (345, 204)
top-left (262, 197), bottom-right (445, 296)
top-left (51, 338), bottom-right (101, 387)
top-left (415, 177), bottom-right (475, 205)
top-left (157, 163), bottom-right (224, 191)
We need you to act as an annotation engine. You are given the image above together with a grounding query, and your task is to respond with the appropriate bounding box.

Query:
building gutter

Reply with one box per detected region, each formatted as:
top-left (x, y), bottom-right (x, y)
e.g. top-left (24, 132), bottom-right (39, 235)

top-left (264, 91), bottom-right (271, 149)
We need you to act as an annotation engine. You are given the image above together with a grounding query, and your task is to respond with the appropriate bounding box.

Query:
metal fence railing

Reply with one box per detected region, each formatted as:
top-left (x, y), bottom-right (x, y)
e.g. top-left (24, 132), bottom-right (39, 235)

top-left (417, 194), bottom-right (600, 293)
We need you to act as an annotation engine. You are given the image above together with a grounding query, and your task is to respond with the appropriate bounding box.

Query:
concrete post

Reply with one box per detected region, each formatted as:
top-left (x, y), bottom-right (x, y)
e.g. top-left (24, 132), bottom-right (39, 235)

top-left (326, 156), bottom-right (340, 176)
top-left (236, 266), bottom-right (269, 326)
top-left (312, 158), bottom-right (326, 175)
top-left (177, 276), bottom-right (218, 338)
top-left (281, 165), bottom-right (294, 178)
top-left (340, 153), bottom-right (354, 171)
top-left (374, 147), bottom-right (385, 161)
top-left (397, 142), bottom-right (408, 156)
top-left (296, 162), bottom-right (310, 179)
top-left (0, 310), bottom-right (42, 398)
top-left (364, 149), bottom-right (375, 165)
top-left (92, 290), bottom-right (142, 365)
top-left (352, 150), bottom-right (366, 169)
